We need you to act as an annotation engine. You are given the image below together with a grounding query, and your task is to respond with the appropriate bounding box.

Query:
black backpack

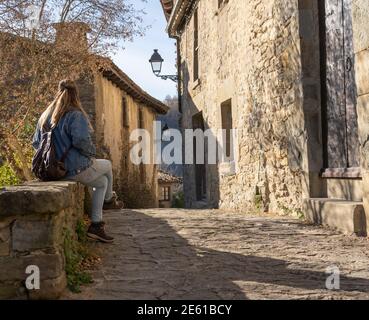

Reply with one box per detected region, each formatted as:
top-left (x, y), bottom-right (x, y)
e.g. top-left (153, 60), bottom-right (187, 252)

top-left (32, 123), bottom-right (71, 181)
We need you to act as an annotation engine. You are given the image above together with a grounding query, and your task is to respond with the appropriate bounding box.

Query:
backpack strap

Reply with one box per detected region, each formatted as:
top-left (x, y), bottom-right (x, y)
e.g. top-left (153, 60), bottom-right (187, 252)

top-left (42, 115), bottom-right (72, 162)
top-left (42, 120), bottom-right (53, 133)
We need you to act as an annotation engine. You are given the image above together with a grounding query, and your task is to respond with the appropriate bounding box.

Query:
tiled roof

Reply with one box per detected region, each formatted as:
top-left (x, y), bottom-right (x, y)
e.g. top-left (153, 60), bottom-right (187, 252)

top-left (160, 0), bottom-right (174, 20)
top-left (158, 170), bottom-right (183, 184)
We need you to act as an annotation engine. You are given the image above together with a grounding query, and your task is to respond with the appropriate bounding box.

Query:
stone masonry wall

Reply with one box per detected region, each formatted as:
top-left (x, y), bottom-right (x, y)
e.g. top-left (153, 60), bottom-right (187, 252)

top-left (180, 0), bottom-right (304, 213)
top-left (353, 0), bottom-right (369, 229)
top-left (0, 181), bottom-right (85, 299)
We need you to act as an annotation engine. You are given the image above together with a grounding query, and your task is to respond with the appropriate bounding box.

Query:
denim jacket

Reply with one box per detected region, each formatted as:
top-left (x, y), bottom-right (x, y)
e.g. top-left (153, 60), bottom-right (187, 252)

top-left (32, 110), bottom-right (96, 178)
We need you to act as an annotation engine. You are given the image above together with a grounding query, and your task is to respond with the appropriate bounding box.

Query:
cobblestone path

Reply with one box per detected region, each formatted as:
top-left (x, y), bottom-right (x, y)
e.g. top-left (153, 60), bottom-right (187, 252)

top-left (66, 209), bottom-right (369, 300)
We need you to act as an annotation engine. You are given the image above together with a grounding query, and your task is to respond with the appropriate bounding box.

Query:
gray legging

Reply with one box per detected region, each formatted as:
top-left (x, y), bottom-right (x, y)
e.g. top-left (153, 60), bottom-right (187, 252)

top-left (69, 159), bottom-right (114, 223)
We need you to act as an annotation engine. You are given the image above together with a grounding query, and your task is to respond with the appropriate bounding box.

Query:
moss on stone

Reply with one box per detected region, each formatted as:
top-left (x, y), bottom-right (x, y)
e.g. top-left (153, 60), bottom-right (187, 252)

top-left (63, 220), bottom-right (93, 293)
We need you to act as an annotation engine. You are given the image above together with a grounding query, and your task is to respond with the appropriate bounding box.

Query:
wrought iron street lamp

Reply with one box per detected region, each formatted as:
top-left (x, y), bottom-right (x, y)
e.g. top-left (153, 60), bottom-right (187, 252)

top-left (149, 49), bottom-right (178, 82)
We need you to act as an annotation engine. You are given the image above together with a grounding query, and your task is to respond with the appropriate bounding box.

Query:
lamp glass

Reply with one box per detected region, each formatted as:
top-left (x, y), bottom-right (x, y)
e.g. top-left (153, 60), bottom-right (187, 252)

top-left (151, 61), bottom-right (162, 75)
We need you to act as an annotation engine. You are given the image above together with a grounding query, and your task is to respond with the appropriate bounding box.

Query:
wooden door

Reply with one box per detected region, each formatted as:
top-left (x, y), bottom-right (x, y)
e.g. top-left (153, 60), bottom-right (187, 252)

top-left (192, 112), bottom-right (206, 201)
top-left (321, 0), bottom-right (359, 172)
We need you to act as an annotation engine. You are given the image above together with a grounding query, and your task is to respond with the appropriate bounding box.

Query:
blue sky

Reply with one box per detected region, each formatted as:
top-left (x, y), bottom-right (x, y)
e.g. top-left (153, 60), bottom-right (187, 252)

top-left (112, 1), bottom-right (177, 102)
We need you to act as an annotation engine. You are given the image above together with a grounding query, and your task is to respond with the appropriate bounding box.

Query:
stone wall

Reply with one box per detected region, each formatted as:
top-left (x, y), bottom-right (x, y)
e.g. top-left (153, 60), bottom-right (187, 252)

top-left (0, 181), bottom-right (85, 299)
top-left (179, 0), bottom-right (305, 213)
top-left (353, 0), bottom-right (369, 228)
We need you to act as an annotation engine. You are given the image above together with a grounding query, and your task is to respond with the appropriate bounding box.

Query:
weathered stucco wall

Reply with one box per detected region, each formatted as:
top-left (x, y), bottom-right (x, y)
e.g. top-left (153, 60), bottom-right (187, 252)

top-left (180, 0), bottom-right (305, 214)
top-left (0, 182), bottom-right (85, 299)
top-left (93, 74), bottom-right (159, 208)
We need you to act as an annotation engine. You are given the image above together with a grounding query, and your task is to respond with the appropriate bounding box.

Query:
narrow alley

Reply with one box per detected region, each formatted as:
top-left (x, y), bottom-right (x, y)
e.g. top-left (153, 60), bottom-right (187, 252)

top-left (67, 210), bottom-right (369, 300)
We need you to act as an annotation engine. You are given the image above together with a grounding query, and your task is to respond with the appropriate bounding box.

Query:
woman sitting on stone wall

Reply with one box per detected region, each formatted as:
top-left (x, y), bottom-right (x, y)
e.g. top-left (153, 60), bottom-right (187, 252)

top-left (32, 79), bottom-right (123, 243)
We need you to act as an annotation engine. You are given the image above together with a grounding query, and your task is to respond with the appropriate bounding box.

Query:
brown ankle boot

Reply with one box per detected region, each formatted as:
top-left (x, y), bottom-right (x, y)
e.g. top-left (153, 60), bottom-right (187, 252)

top-left (103, 192), bottom-right (124, 210)
top-left (87, 222), bottom-right (114, 243)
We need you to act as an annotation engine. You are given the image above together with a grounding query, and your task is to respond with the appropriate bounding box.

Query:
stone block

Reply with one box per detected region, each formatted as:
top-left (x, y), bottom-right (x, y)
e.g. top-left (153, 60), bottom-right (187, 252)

top-left (327, 179), bottom-right (363, 202)
top-left (0, 274), bottom-right (66, 300)
top-left (356, 94), bottom-right (369, 166)
top-left (0, 181), bottom-right (85, 299)
top-left (0, 217), bottom-right (15, 229)
top-left (0, 182), bottom-right (77, 217)
top-left (355, 49), bottom-right (369, 96)
top-left (0, 224), bottom-right (11, 257)
top-left (12, 215), bottom-right (63, 252)
top-left (0, 240), bottom-right (10, 257)
top-left (303, 198), bottom-right (366, 236)
top-left (352, 0), bottom-right (369, 53)
top-left (0, 241), bottom-right (10, 257)
top-left (0, 253), bottom-right (64, 282)
top-left (0, 283), bottom-right (27, 300)
top-left (0, 225), bottom-right (10, 242)
top-left (28, 273), bottom-right (67, 300)
top-left (361, 170), bottom-right (369, 233)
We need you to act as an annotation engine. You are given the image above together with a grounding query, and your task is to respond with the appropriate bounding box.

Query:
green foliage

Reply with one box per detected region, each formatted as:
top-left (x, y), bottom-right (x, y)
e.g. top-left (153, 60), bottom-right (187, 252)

top-left (253, 187), bottom-right (263, 211)
top-left (254, 194), bottom-right (263, 210)
top-left (0, 133), bottom-right (34, 187)
top-left (279, 205), bottom-right (293, 216)
top-left (64, 221), bottom-right (93, 293)
top-left (295, 209), bottom-right (305, 220)
top-left (76, 219), bottom-right (88, 243)
top-left (278, 205), bottom-right (305, 220)
top-left (19, 120), bottom-right (37, 141)
top-left (172, 191), bottom-right (185, 208)
top-left (0, 162), bottom-right (20, 186)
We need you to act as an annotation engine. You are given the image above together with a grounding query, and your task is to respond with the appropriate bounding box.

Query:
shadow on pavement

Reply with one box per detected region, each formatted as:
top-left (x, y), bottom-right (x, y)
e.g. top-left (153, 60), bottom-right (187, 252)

top-left (87, 210), bottom-right (369, 300)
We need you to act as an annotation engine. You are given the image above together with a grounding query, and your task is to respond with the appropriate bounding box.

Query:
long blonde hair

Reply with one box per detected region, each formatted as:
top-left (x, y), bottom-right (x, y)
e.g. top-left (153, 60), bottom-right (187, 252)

top-left (40, 79), bottom-right (92, 129)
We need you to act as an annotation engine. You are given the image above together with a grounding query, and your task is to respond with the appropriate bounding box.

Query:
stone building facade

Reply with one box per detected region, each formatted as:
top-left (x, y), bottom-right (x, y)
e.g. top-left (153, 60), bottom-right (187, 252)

top-left (79, 63), bottom-right (168, 208)
top-left (161, 0), bottom-right (369, 234)
top-left (158, 170), bottom-right (183, 208)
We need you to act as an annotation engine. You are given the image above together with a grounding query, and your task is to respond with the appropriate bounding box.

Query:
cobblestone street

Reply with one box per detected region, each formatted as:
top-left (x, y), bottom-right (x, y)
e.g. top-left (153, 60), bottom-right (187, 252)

top-left (67, 209), bottom-right (369, 300)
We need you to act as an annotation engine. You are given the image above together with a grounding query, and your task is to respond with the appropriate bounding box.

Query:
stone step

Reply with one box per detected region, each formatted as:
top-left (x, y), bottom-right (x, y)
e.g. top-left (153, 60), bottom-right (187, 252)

top-left (303, 198), bottom-right (366, 236)
top-left (191, 200), bottom-right (209, 210)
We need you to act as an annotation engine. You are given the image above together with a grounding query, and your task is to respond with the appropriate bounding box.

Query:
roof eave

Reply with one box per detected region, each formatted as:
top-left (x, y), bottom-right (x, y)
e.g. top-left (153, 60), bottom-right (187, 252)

top-left (160, 0), bottom-right (174, 21)
top-left (102, 61), bottom-right (169, 114)
top-left (167, 0), bottom-right (192, 38)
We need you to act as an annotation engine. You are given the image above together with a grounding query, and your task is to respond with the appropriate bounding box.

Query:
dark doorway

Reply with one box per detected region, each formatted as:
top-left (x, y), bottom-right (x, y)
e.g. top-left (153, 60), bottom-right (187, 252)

top-left (221, 99), bottom-right (233, 160)
top-left (192, 112), bottom-right (207, 201)
top-left (319, 0), bottom-right (359, 175)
